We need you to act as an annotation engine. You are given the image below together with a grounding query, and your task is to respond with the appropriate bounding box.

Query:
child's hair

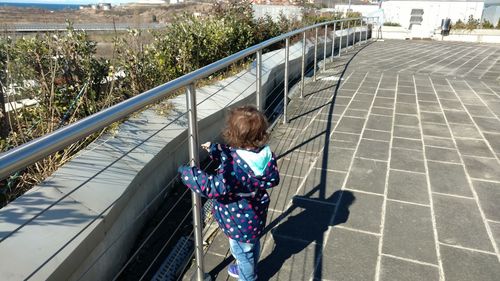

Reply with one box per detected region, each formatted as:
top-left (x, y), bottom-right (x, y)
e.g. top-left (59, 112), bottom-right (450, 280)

top-left (223, 105), bottom-right (269, 149)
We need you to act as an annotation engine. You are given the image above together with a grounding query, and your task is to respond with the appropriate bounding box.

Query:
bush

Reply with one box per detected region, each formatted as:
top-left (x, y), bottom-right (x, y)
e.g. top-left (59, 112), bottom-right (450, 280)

top-left (383, 22), bottom-right (401, 27)
top-left (482, 20), bottom-right (494, 29)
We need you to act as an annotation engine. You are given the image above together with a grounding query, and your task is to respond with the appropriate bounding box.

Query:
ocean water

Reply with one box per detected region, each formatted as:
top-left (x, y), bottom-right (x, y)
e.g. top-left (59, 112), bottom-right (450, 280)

top-left (0, 2), bottom-right (81, 10)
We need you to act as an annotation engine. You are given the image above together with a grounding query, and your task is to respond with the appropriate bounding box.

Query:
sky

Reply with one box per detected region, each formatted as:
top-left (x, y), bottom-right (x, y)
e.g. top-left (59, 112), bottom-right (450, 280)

top-left (0, 0), bottom-right (140, 4)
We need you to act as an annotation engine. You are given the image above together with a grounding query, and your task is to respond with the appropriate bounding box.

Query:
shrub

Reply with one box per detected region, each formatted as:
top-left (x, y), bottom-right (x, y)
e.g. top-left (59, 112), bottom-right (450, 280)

top-left (383, 22), bottom-right (401, 27)
top-left (482, 20), bottom-right (494, 29)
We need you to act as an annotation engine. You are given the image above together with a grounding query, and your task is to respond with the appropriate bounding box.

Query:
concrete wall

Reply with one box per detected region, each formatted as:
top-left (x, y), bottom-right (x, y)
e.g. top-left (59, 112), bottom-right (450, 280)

top-left (0, 26), bottom-right (368, 281)
top-left (381, 25), bottom-right (500, 43)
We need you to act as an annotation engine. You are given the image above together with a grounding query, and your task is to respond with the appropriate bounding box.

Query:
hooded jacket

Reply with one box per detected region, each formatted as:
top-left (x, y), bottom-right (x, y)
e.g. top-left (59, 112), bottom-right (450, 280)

top-left (178, 143), bottom-right (280, 243)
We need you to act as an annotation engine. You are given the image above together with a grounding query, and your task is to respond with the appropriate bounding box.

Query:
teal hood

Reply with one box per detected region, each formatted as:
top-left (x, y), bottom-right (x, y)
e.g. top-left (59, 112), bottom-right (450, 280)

top-left (235, 146), bottom-right (272, 177)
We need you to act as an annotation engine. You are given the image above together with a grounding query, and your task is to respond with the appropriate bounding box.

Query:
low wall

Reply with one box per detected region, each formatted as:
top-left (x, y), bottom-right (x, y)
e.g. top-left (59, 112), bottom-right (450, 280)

top-left (381, 26), bottom-right (500, 44)
top-left (0, 27), bottom-right (368, 281)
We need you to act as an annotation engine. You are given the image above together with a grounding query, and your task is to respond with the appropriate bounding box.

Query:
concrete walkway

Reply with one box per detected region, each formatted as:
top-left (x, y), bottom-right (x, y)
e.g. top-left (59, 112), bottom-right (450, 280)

top-left (186, 40), bottom-right (500, 281)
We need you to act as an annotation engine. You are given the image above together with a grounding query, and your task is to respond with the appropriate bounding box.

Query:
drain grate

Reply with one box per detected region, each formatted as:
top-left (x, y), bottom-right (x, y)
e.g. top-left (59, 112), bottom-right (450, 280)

top-left (151, 236), bottom-right (194, 281)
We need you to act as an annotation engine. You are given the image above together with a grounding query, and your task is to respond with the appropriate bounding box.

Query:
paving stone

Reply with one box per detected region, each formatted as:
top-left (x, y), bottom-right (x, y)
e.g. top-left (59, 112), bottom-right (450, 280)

top-left (440, 99), bottom-right (464, 111)
top-left (396, 103), bottom-right (418, 115)
top-left (483, 133), bottom-right (500, 154)
top-left (258, 236), bottom-right (320, 281)
top-left (425, 146), bottom-right (461, 163)
top-left (344, 109), bottom-right (368, 118)
top-left (345, 158), bottom-right (388, 194)
top-left (365, 114), bottom-right (393, 132)
top-left (270, 199), bottom-right (336, 243)
top-left (348, 100), bottom-right (372, 111)
top-left (269, 175), bottom-right (303, 213)
top-left (390, 148), bottom-right (425, 173)
top-left (330, 132), bottom-right (360, 149)
top-left (444, 110), bottom-right (474, 125)
top-left (422, 123), bottom-right (452, 138)
top-left (463, 156), bottom-right (500, 181)
top-left (362, 129), bottom-right (391, 142)
top-left (335, 190), bottom-right (383, 233)
top-left (449, 123), bottom-right (483, 139)
top-left (433, 195), bottom-right (493, 251)
top-left (378, 89), bottom-right (396, 97)
top-left (382, 201), bottom-right (437, 263)
top-left (393, 125), bottom-right (421, 139)
top-left (397, 94), bottom-right (417, 103)
top-left (455, 138), bottom-right (494, 158)
top-left (473, 117), bottom-right (500, 133)
top-left (472, 180), bottom-right (500, 221)
top-left (318, 228), bottom-right (379, 281)
top-left (420, 112), bottom-right (447, 124)
top-left (427, 161), bottom-right (472, 196)
top-left (279, 158), bottom-right (314, 179)
top-left (335, 117), bottom-right (365, 134)
top-left (418, 101), bottom-right (442, 113)
top-left (394, 114), bottom-right (420, 127)
top-left (356, 139), bottom-right (390, 161)
top-left (373, 98), bottom-right (395, 108)
top-left (440, 244), bottom-right (500, 281)
top-left (371, 106), bottom-right (394, 116)
top-left (417, 93), bottom-right (438, 102)
top-left (301, 169), bottom-right (346, 201)
top-left (490, 221), bottom-right (500, 250)
top-left (317, 147), bottom-right (355, 172)
top-left (392, 137), bottom-right (422, 151)
top-left (434, 91), bottom-right (457, 100)
top-left (387, 169), bottom-right (429, 205)
top-left (464, 104), bottom-right (496, 118)
top-left (379, 256), bottom-right (439, 281)
top-left (423, 136), bottom-right (455, 149)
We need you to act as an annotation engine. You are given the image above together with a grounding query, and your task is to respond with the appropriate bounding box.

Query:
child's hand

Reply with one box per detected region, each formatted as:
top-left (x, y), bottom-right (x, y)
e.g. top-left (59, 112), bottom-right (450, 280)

top-left (201, 142), bottom-right (211, 151)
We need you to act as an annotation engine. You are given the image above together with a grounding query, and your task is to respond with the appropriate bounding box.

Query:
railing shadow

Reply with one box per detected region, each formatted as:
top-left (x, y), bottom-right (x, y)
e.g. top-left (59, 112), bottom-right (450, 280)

top-left (206, 37), bottom-right (372, 281)
top-left (258, 41), bottom-right (369, 280)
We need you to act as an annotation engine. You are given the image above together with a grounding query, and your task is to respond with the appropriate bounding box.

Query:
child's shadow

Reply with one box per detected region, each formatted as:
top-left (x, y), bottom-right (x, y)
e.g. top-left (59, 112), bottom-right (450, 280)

top-left (258, 190), bottom-right (355, 280)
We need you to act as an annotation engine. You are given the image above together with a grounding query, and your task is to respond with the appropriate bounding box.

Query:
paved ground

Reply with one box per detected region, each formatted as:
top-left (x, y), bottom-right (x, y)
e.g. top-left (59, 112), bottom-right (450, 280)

top-left (186, 39), bottom-right (500, 281)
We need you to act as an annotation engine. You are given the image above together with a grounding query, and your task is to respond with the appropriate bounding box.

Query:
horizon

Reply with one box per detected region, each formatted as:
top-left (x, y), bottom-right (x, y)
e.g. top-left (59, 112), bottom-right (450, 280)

top-left (0, 0), bottom-right (140, 4)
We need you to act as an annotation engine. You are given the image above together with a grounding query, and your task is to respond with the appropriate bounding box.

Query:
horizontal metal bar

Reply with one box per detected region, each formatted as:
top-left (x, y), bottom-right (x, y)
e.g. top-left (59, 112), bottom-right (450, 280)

top-left (0, 17), bottom-right (370, 179)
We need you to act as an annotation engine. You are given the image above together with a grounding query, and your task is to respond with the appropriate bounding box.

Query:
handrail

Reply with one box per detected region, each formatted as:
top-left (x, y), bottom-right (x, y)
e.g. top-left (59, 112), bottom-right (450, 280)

top-left (0, 17), bottom-right (372, 179)
top-left (0, 15), bottom-right (378, 280)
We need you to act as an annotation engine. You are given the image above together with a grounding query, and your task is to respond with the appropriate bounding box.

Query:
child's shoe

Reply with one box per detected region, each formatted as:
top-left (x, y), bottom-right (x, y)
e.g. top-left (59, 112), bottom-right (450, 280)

top-left (227, 264), bottom-right (239, 278)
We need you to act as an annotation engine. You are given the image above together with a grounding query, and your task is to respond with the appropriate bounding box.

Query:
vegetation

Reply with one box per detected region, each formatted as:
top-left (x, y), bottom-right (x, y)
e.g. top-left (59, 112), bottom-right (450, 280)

top-left (0, 1), bottom-right (362, 206)
top-left (383, 22), bottom-right (401, 27)
top-left (452, 15), bottom-right (500, 30)
top-left (3, 0), bottom-right (343, 206)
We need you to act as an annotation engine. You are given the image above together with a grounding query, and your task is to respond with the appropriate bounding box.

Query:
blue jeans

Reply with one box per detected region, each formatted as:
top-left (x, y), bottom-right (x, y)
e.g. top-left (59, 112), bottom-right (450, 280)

top-left (229, 238), bottom-right (260, 281)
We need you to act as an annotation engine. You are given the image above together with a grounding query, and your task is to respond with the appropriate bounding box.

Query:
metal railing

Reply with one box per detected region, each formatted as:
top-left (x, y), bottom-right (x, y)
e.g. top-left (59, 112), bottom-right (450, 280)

top-left (0, 16), bottom-right (378, 280)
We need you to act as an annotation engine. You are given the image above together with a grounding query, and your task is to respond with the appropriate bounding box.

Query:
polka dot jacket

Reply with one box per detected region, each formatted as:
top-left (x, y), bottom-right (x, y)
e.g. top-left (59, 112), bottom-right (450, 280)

top-left (178, 143), bottom-right (280, 243)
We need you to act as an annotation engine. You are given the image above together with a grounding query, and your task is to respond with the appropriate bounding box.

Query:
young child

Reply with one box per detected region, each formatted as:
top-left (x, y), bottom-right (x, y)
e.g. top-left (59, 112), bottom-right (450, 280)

top-left (178, 105), bottom-right (280, 281)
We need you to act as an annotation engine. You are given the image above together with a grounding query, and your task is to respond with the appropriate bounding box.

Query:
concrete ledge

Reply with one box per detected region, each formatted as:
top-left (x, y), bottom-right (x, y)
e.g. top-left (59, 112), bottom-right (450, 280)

top-left (0, 27), bottom-right (368, 281)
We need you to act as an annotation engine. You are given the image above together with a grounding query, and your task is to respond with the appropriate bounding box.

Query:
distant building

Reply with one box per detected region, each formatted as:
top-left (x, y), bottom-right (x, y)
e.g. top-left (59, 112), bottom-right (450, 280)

top-left (98, 3), bottom-right (112, 10)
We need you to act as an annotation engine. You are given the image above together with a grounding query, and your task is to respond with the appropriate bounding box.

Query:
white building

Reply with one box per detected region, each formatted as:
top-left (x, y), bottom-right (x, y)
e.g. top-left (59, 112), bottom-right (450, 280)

top-left (381, 0), bottom-right (484, 31)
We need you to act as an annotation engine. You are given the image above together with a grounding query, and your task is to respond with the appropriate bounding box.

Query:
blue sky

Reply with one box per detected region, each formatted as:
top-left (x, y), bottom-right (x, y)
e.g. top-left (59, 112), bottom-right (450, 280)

top-left (0, 0), bottom-right (139, 4)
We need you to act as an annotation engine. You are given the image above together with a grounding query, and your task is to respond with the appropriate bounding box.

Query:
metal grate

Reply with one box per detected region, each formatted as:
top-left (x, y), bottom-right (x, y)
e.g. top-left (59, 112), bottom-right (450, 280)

top-left (151, 236), bottom-right (194, 281)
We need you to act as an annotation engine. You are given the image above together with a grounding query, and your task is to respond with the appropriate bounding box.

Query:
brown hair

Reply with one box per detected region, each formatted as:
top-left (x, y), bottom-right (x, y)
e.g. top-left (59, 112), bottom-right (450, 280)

top-left (222, 105), bottom-right (269, 149)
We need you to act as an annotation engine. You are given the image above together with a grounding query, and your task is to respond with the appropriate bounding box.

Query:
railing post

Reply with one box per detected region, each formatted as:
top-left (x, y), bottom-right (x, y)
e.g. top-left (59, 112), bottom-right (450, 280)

top-left (314, 27), bottom-right (318, 81)
top-left (365, 18), bottom-right (369, 42)
top-left (347, 21), bottom-right (350, 50)
top-left (331, 21), bottom-right (336, 62)
top-left (323, 24), bottom-right (327, 71)
top-left (284, 37), bottom-right (290, 124)
top-left (358, 19), bottom-right (362, 46)
top-left (338, 21), bottom-right (343, 57)
top-left (256, 50), bottom-right (262, 111)
top-left (186, 83), bottom-right (206, 281)
top-left (301, 31), bottom-right (306, 98)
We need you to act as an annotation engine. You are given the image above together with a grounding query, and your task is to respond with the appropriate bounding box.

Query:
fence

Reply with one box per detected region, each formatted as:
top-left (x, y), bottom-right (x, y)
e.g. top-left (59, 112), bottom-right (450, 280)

top-left (0, 16), bottom-right (378, 280)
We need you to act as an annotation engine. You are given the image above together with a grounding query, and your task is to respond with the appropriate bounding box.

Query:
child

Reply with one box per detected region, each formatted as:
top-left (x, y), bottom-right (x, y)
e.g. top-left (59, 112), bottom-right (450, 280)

top-left (178, 105), bottom-right (280, 281)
